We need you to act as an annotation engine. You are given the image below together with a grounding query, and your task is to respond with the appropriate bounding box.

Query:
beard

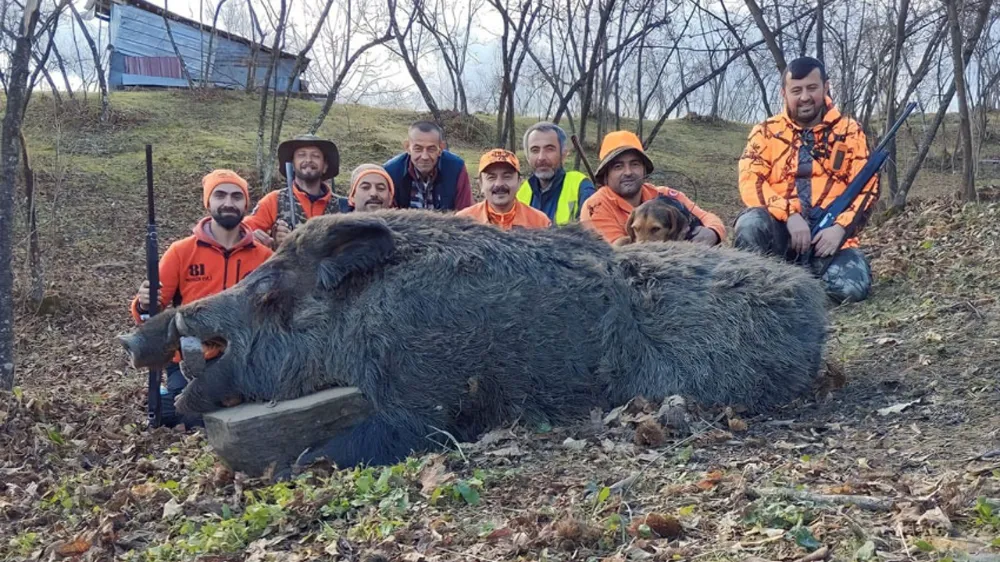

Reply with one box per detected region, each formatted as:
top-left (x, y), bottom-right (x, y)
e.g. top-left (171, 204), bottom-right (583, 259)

top-left (295, 166), bottom-right (323, 182)
top-left (612, 175), bottom-right (642, 198)
top-left (534, 168), bottom-right (556, 181)
top-left (212, 208), bottom-right (244, 230)
top-left (791, 99), bottom-right (824, 124)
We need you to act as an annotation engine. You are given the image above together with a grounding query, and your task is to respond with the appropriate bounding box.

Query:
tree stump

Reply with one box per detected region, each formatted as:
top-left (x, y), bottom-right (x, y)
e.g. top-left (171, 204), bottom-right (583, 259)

top-left (203, 387), bottom-right (372, 477)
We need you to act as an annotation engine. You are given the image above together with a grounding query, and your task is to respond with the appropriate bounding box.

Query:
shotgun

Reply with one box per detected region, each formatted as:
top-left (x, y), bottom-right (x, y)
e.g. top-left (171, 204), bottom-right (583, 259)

top-left (144, 144), bottom-right (162, 429)
top-left (800, 101), bottom-right (918, 274)
top-left (571, 134), bottom-right (598, 186)
top-left (284, 161), bottom-right (297, 231)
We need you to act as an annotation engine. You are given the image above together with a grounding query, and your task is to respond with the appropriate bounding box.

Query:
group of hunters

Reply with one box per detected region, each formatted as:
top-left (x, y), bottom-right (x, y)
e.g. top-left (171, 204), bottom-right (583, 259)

top-left (131, 56), bottom-right (879, 428)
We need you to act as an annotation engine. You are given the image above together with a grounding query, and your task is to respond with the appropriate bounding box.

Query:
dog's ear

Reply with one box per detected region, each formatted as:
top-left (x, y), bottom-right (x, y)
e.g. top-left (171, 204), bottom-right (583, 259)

top-left (625, 210), bottom-right (638, 242)
top-left (664, 206), bottom-right (687, 241)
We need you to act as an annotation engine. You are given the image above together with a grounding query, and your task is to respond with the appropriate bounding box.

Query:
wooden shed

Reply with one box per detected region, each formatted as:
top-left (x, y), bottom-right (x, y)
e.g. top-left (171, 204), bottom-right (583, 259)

top-left (91, 0), bottom-right (308, 92)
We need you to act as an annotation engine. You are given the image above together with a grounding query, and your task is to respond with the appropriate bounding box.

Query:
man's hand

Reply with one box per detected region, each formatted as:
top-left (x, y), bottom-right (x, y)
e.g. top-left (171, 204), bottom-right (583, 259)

top-left (812, 224), bottom-right (846, 257)
top-left (136, 280), bottom-right (160, 312)
top-left (689, 226), bottom-right (720, 246)
top-left (786, 213), bottom-right (811, 255)
top-left (273, 219), bottom-right (292, 247)
top-left (253, 229), bottom-right (275, 249)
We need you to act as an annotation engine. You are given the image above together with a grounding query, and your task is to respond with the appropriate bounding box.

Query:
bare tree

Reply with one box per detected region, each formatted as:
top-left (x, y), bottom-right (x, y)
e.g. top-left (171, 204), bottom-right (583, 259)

top-left (69, 1), bottom-right (108, 121)
top-left (201, 0), bottom-right (229, 86)
top-left (744, 0), bottom-right (788, 73)
top-left (414, 0), bottom-right (482, 114)
top-left (894, 0), bottom-right (994, 209)
top-left (947, 0), bottom-right (983, 201)
top-left (815, 0), bottom-right (824, 60)
top-left (255, 0), bottom-right (337, 185)
top-left (1, 0), bottom-right (42, 390)
top-left (161, 0), bottom-right (196, 88)
top-left (489, 0), bottom-right (540, 149)
top-left (308, 0), bottom-right (393, 133)
top-left (387, 0), bottom-right (442, 121)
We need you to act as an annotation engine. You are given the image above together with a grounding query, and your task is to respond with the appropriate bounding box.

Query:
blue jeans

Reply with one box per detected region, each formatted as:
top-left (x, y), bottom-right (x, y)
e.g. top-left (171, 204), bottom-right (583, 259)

top-left (161, 362), bottom-right (205, 428)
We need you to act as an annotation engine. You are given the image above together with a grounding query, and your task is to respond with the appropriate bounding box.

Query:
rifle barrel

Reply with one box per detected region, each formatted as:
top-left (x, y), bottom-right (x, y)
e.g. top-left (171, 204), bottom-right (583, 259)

top-left (145, 144), bottom-right (161, 428)
top-left (874, 101), bottom-right (918, 153)
top-left (570, 135), bottom-right (597, 186)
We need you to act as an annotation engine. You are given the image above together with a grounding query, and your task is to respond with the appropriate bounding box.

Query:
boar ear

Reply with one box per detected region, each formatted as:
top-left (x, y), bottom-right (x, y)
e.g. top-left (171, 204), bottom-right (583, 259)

top-left (315, 219), bottom-right (395, 291)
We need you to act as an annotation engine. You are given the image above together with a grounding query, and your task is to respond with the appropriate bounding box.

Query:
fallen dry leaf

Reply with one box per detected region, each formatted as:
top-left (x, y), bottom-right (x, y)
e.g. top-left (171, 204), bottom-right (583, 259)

top-left (55, 537), bottom-right (91, 557)
top-left (418, 455), bottom-right (455, 495)
top-left (728, 417), bottom-right (749, 432)
top-left (877, 400), bottom-right (920, 416)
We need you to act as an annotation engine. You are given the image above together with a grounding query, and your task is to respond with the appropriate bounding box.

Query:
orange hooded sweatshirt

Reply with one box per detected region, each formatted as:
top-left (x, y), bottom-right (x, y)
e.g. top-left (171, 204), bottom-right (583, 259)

top-left (130, 217), bottom-right (272, 324)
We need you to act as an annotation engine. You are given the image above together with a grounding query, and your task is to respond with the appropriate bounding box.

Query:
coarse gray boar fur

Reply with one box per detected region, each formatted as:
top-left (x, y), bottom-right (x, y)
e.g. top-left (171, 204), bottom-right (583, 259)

top-left (120, 210), bottom-right (828, 468)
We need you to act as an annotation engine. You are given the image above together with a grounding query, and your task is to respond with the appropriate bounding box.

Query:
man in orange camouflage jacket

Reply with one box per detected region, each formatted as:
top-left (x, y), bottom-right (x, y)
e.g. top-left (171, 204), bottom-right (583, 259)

top-left (735, 57), bottom-right (878, 303)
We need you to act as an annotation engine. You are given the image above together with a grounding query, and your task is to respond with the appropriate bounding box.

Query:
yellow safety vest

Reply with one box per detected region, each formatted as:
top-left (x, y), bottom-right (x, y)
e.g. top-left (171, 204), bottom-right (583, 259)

top-left (516, 170), bottom-right (587, 226)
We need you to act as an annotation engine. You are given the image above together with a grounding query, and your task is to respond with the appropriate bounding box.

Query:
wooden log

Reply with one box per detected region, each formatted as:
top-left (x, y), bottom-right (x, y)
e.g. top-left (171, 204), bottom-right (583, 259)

top-left (204, 386), bottom-right (372, 477)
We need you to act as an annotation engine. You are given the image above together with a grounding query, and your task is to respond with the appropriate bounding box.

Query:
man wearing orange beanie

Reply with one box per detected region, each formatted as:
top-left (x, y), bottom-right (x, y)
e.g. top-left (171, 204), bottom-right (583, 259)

top-left (129, 169), bottom-right (273, 428)
top-left (348, 164), bottom-right (396, 212)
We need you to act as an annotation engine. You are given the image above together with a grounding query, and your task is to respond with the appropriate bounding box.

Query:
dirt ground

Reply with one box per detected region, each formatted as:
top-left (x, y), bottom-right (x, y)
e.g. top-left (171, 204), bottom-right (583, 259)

top-left (2, 95), bottom-right (1000, 561)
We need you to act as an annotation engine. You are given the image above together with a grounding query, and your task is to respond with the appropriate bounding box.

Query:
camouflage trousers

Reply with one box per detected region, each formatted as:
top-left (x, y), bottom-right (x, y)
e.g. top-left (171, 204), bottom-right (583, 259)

top-left (733, 207), bottom-right (872, 304)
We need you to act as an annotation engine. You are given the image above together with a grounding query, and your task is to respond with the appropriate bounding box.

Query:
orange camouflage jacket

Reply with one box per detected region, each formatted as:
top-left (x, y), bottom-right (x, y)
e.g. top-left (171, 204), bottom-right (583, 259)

top-left (738, 97), bottom-right (878, 246)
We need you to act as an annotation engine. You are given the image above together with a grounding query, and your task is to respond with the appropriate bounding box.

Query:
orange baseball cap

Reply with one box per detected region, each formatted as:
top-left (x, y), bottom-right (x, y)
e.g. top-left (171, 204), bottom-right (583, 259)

top-left (595, 131), bottom-right (653, 183)
top-left (202, 169), bottom-right (250, 209)
top-left (478, 148), bottom-right (520, 175)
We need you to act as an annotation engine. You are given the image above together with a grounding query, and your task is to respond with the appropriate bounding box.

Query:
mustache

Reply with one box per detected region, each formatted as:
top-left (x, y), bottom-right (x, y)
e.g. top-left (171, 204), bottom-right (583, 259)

top-left (217, 206), bottom-right (242, 215)
top-left (490, 186), bottom-right (512, 194)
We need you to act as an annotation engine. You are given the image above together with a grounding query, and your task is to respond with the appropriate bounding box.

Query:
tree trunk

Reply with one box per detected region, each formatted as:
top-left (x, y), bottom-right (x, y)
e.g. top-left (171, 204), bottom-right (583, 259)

top-left (947, 0), bottom-right (976, 201)
top-left (1, 0), bottom-right (42, 390)
top-left (18, 132), bottom-right (43, 307)
top-left (893, 0), bottom-right (994, 209)
top-left (744, 0), bottom-right (787, 73)
top-left (70, 2), bottom-right (110, 121)
top-left (388, 0), bottom-right (441, 122)
top-left (203, 0), bottom-right (229, 86)
top-left (51, 40), bottom-right (75, 100)
top-left (815, 0), bottom-right (823, 61)
top-left (882, 0), bottom-right (910, 204)
top-left (162, 0), bottom-right (197, 88)
top-left (255, 0), bottom-right (287, 185)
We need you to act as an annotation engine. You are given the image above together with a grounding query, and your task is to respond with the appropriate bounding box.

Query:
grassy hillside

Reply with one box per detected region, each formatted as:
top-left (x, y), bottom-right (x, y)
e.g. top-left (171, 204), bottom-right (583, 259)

top-left (2, 91), bottom-right (1000, 562)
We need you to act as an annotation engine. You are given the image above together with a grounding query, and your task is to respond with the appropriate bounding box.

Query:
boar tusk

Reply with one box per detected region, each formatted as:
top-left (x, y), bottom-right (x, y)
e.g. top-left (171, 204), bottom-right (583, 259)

top-left (179, 336), bottom-right (205, 381)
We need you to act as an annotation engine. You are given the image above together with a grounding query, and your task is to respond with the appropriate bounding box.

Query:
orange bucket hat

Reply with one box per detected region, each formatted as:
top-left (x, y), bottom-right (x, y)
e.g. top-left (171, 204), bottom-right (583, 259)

top-left (595, 131), bottom-right (654, 183)
top-left (202, 169), bottom-right (250, 209)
